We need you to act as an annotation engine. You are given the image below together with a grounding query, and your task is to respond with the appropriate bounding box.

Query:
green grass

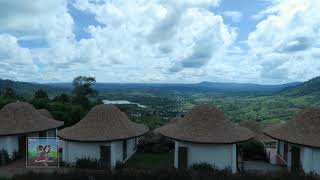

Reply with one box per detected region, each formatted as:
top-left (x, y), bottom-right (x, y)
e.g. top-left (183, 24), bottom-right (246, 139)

top-left (125, 152), bottom-right (174, 170)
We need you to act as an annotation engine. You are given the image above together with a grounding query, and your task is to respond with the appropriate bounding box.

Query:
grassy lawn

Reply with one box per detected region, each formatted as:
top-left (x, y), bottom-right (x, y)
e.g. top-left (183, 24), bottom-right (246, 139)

top-left (125, 152), bottom-right (174, 170)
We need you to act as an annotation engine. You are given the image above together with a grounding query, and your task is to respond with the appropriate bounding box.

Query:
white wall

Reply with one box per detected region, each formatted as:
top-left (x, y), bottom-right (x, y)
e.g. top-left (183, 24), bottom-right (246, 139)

top-left (0, 129), bottom-right (56, 157)
top-left (126, 138), bottom-right (137, 161)
top-left (174, 141), bottom-right (237, 173)
top-left (298, 145), bottom-right (320, 175)
top-left (62, 141), bottom-right (107, 163)
top-left (311, 148), bottom-right (320, 175)
top-left (62, 137), bottom-right (137, 169)
top-left (0, 136), bottom-right (19, 156)
top-left (111, 140), bottom-right (123, 166)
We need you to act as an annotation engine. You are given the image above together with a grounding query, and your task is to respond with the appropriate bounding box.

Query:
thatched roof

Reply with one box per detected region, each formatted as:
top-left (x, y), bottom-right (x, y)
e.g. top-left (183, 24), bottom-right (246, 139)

top-left (263, 123), bottom-right (283, 134)
top-left (38, 109), bottom-right (53, 119)
top-left (264, 108), bottom-right (320, 148)
top-left (153, 117), bottom-right (181, 134)
top-left (156, 105), bottom-right (255, 144)
top-left (239, 121), bottom-right (274, 142)
top-left (58, 104), bottom-right (149, 142)
top-left (0, 102), bottom-right (64, 136)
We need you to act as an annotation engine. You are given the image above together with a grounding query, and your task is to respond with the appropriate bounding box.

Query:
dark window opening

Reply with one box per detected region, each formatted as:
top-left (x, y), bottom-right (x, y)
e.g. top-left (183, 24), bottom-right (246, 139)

top-left (123, 140), bottom-right (127, 161)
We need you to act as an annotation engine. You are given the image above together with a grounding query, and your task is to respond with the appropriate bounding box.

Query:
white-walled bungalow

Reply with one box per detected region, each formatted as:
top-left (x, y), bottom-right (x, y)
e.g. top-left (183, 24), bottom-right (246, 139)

top-left (157, 105), bottom-right (255, 173)
top-left (0, 102), bottom-right (63, 157)
top-left (58, 104), bottom-right (149, 169)
top-left (264, 108), bottom-right (320, 174)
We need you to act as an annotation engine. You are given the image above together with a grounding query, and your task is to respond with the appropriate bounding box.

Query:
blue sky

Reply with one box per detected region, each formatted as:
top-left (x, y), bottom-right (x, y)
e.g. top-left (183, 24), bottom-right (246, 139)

top-left (0, 0), bottom-right (319, 84)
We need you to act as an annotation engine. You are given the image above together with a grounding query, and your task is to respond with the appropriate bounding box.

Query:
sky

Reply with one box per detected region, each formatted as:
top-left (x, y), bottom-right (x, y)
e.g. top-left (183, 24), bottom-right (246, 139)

top-left (0, 0), bottom-right (319, 84)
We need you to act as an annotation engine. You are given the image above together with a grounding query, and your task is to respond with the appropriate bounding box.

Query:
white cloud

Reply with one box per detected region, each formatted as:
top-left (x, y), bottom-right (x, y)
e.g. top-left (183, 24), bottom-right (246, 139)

top-left (0, 0), bottom-right (74, 44)
top-left (223, 11), bottom-right (243, 23)
top-left (0, 0), bottom-right (319, 84)
top-left (69, 0), bottom-right (235, 82)
top-left (0, 34), bottom-right (38, 81)
top-left (246, 0), bottom-right (320, 83)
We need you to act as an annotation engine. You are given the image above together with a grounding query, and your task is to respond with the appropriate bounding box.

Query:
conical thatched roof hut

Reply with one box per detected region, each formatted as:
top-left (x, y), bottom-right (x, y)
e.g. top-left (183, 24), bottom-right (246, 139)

top-left (0, 102), bottom-right (63, 157)
top-left (0, 102), bottom-right (63, 136)
top-left (264, 108), bottom-right (320, 174)
top-left (59, 104), bottom-right (149, 169)
top-left (265, 108), bottom-right (320, 148)
top-left (59, 104), bottom-right (148, 142)
top-left (156, 105), bottom-right (254, 172)
top-left (157, 105), bottom-right (254, 144)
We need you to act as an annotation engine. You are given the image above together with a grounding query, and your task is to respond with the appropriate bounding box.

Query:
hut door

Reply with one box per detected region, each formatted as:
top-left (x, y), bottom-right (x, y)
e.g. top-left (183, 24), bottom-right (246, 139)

top-left (18, 135), bottom-right (27, 158)
top-left (100, 146), bottom-right (111, 169)
top-left (291, 146), bottom-right (301, 172)
top-left (284, 142), bottom-right (289, 161)
top-left (123, 140), bottom-right (127, 161)
top-left (178, 147), bottom-right (188, 169)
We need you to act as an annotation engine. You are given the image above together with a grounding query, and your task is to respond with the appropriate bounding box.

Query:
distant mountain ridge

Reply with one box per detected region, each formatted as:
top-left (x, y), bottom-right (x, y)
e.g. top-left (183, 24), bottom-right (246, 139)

top-left (0, 79), bottom-right (69, 97)
top-left (49, 81), bottom-right (302, 93)
top-left (0, 78), bottom-right (308, 96)
top-left (281, 76), bottom-right (320, 96)
top-left (196, 81), bottom-right (301, 93)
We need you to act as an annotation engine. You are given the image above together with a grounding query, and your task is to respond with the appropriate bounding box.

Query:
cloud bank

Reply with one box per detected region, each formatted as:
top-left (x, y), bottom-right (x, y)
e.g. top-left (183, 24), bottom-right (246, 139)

top-left (0, 0), bottom-right (319, 84)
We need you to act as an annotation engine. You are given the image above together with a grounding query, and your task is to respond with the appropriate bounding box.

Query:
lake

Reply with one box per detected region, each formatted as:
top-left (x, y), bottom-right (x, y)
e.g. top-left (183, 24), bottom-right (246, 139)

top-left (103, 100), bottom-right (147, 108)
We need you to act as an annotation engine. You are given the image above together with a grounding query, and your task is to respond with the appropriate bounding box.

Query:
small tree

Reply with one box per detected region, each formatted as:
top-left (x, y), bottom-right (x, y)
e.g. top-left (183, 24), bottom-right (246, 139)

top-left (2, 87), bottom-right (17, 99)
top-left (53, 93), bottom-right (70, 103)
top-left (72, 76), bottom-right (97, 108)
top-left (31, 89), bottom-right (50, 109)
top-left (34, 89), bottom-right (49, 100)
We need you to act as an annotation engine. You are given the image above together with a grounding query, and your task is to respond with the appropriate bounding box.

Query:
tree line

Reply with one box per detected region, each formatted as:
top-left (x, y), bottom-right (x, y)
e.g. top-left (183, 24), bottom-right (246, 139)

top-left (0, 76), bottom-right (102, 127)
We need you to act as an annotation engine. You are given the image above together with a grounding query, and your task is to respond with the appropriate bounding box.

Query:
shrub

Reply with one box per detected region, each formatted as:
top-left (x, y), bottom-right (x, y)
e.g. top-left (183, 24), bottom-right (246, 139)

top-left (74, 157), bottom-right (100, 169)
top-left (9, 168), bottom-right (320, 180)
top-left (0, 149), bottom-right (10, 166)
top-left (115, 161), bottom-right (126, 170)
top-left (60, 161), bottom-right (72, 168)
top-left (11, 151), bottom-right (21, 161)
top-left (191, 162), bottom-right (216, 171)
top-left (0, 164), bottom-right (314, 180)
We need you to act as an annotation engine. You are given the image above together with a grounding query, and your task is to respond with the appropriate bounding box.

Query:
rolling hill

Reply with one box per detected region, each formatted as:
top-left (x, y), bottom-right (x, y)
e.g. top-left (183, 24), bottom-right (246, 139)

top-left (0, 79), bottom-right (69, 97)
top-left (49, 81), bottom-right (301, 94)
top-left (282, 76), bottom-right (320, 96)
top-left (0, 77), bottom-right (312, 98)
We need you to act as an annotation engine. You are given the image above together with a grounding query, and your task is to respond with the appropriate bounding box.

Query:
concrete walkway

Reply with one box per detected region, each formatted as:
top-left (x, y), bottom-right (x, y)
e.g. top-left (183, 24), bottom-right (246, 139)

top-left (243, 160), bottom-right (286, 174)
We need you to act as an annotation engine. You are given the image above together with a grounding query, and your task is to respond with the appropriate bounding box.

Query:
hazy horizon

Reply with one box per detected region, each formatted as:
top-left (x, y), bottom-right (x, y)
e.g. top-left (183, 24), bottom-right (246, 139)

top-left (1, 77), bottom-right (303, 86)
